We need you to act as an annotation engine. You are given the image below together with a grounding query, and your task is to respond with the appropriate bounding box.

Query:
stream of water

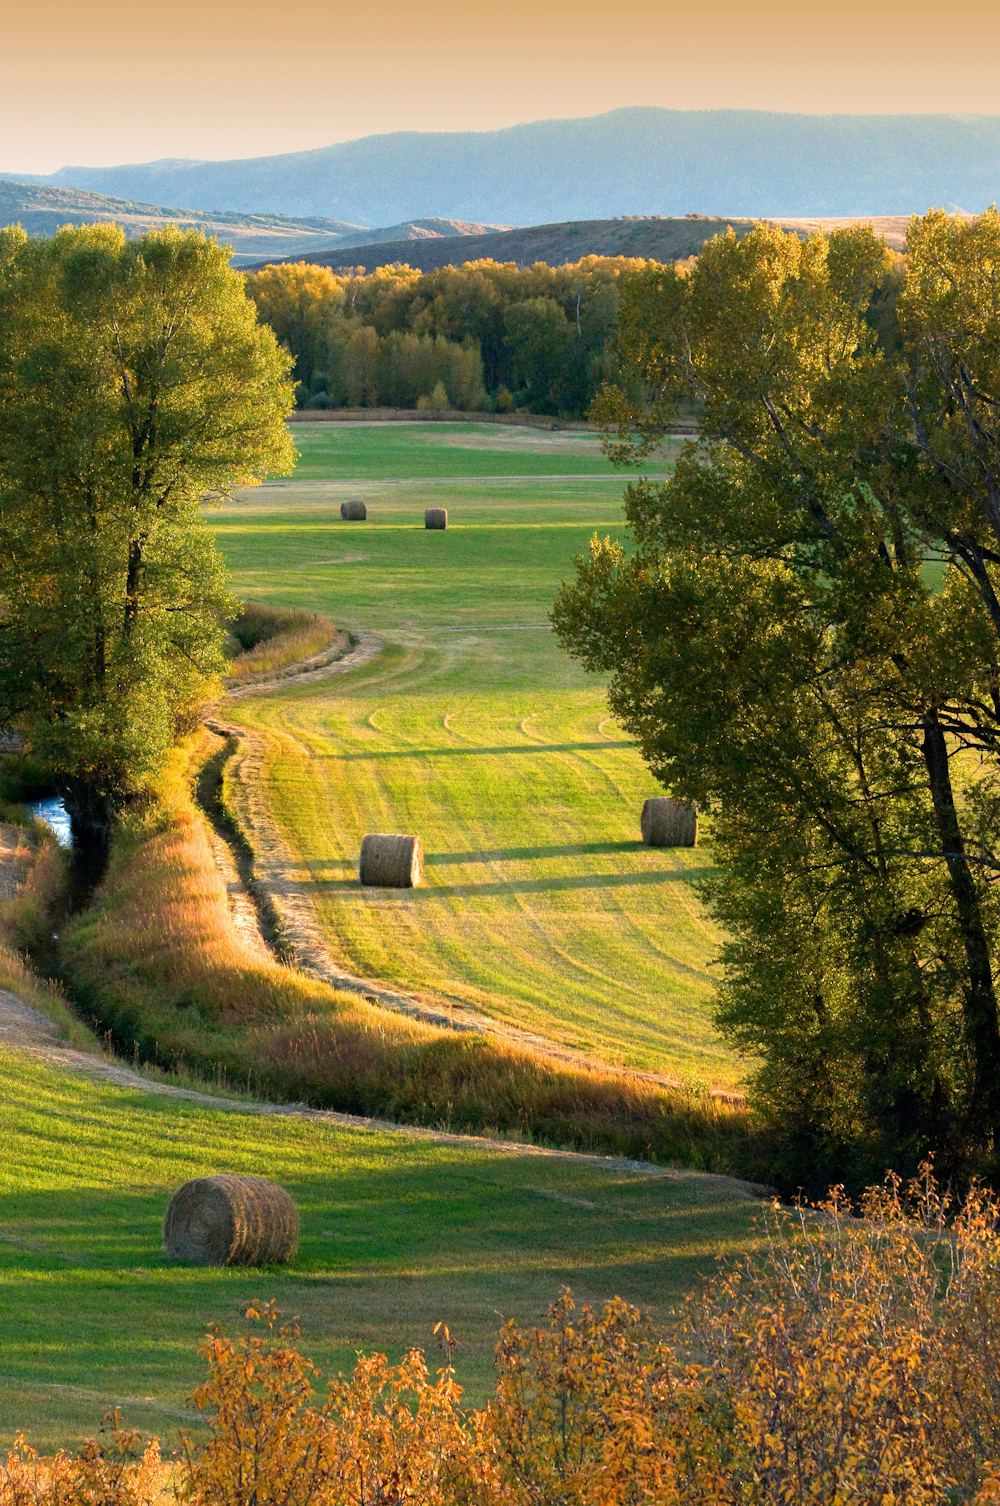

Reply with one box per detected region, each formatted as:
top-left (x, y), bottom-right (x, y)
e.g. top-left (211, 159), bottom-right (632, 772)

top-left (28, 796), bottom-right (73, 850)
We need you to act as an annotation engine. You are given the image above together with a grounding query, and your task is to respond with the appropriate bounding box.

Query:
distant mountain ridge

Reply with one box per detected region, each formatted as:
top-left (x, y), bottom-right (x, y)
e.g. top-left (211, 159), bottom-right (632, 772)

top-left (0, 182), bottom-right (506, 265)
top-left (6, 109), bottom-right (1000, 223)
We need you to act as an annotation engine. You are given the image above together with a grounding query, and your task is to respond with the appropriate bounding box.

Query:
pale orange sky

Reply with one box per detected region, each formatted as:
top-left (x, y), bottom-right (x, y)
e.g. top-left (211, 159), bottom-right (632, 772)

top-left (2, 0), bottom-right (998, 171)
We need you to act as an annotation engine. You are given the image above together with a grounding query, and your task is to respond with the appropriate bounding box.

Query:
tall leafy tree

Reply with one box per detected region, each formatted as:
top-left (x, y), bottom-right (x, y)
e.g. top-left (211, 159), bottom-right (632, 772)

top-left (554, 216), bottom-right (1000, 1185)
top-left (0, 224), bottom-right (295, 848)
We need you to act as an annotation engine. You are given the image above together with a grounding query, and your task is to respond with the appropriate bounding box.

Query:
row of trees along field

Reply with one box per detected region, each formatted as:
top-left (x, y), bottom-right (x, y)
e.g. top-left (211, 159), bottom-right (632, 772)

top-left (244, 256), bottom-right (644, 416)
top-left (555, 209), bottom-right (1000, 1191)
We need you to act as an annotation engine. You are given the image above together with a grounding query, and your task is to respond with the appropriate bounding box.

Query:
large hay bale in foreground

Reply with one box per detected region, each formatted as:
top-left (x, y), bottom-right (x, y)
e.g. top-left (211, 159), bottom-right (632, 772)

top-left (360, 833), bottom-right (423, 887)
top-left (641, 797), bottom-right (698, 848)
top-left (163, 1175), bottom-right (298, 1267)
top-left (425, 507), bottom-right (447, 529)
top-left (341, 499), bottom-right (367, 520)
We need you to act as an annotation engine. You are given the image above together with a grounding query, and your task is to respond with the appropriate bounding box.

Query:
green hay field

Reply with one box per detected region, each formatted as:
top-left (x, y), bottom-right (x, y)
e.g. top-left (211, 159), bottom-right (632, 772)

top-left (286, 422), bottom-right (620, 480)
top-left (205, 424), bottom-right (736, 1084)
top-left (0, 1049), bottom-right (758, 1451)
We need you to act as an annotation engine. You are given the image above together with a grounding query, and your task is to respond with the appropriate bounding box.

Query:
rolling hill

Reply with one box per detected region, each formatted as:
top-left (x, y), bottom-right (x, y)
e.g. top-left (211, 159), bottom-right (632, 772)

top-left (242, 213), bottom-right (911, 275)
top-left (6, 107), bottom-right (1000, 224)
top-left (0, 182), bottom-right (506, 266)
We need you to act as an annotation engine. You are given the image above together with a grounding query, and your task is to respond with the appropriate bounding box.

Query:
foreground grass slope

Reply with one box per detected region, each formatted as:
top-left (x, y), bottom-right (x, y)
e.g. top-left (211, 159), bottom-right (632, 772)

top-left (206, 424), bottom-right (733, 1082)
top-left (0, 1046), bottom-right (760, 1451)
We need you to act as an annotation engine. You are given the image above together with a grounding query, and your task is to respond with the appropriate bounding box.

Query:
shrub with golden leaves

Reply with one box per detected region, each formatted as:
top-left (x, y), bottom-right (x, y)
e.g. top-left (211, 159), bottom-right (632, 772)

top-left (684, 1166), bottom-right (1000, 1503)
top-left (181, 1301), bottom-right (333, 1506)
top-left (931, 1182), bottom-right (1000, 1490)
top-left (0, 1423), bottom-right (168, 1506)
top-left (321, 1346), bottom-right (485, 1506)
top-left (484, 1290), bottom-right (729, 1506)
top-left (181, 1301), bottom-right (486, 1506)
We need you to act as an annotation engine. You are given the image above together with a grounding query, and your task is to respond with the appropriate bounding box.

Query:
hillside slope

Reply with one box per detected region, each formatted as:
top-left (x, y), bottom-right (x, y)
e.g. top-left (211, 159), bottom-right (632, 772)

top-left (244, 213), bottom-right (911, 275)
top-left (0, 182), bottom-right (506, 266)
top-left (7, 107), bottom-right (1000, 222)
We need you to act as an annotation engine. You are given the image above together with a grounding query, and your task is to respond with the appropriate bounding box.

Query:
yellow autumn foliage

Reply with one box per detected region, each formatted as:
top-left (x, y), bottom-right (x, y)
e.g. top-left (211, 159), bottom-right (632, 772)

top-left (0, 1425), bottom-right (168, 1506)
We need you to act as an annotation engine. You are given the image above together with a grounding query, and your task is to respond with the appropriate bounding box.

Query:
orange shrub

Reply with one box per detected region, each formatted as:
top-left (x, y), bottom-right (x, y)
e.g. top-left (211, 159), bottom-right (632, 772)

top-left (484, 1290), bottom-right (729, 1506)
top-left (182, 1302), bottom-right (487, 1506)
top-left (0, 1425), bottom-right (168, 1506)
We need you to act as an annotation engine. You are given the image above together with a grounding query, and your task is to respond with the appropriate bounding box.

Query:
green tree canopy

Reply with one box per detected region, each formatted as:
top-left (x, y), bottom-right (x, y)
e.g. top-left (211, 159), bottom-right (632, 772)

top-left (244, 255), bottom-right (642, 415)
top-left (555, 213), bottom-right (1000, 1189)
top-left (0, 223), bottom-right (295, 847)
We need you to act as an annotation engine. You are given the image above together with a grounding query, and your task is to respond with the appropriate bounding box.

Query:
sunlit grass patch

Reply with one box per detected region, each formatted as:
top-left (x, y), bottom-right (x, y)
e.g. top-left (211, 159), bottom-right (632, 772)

top-left (0, 1046), bottom-right (760, 1451)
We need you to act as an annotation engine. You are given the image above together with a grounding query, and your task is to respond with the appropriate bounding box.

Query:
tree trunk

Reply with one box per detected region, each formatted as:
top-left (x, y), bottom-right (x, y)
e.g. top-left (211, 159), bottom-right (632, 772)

top-left (123, 539), bottom-right (142, 638)
top-left (921, 709), bottom-right (1000, 1145)
top-left (59, 777), bottom-right (113, 881)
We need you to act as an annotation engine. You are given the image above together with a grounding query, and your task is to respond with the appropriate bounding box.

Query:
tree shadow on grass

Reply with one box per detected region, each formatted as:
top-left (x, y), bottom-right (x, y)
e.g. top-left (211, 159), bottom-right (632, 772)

top-left (424, 841), bottom-right (648, 864)
top-left (310, 869), bottom-right (713, 899)
top-left (315, 741), bottom-right (637, 762)
top-left (0, 1156), bottom-right (756, 1421)
top-left (310, 843), bottom-right (650, 871)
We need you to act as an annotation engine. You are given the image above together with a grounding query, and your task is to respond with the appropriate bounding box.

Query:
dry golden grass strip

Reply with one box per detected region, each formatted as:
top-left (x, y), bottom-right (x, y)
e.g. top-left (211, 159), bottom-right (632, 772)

top-left (224, 603), bottom-right (346, 686)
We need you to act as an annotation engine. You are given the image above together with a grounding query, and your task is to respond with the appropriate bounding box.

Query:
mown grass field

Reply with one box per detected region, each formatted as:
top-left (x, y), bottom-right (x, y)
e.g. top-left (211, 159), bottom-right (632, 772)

top-left (0, 1048), bottom-right (758, 1451)
top-left (286, 422), bottom-right (620, 480)
top-left (206, 423), bottom-right (736, 1084)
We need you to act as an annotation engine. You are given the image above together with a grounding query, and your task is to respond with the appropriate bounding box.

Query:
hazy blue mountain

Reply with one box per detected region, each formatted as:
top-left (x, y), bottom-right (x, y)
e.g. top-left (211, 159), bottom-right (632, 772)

top-left (5, 109), bottom-right (1000, 222)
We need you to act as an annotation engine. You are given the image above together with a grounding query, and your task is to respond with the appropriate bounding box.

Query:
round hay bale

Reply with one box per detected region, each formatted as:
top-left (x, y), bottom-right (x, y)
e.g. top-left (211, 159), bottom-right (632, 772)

top-left (641, 797), bottom-right (698, 848)
top-left (163, 1175), bottom-right (298, 1267)
top-left (425, 507), bottom-right (447, 529)
top-left (359, 833), bottom-right (422, 887)
top-left (341, 499), bottom-right (367, 521)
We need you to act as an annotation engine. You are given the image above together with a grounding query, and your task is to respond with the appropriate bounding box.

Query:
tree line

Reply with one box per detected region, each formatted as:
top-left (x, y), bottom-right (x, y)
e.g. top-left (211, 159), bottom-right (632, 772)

top-left (244, 256), bottom-right (646, 416)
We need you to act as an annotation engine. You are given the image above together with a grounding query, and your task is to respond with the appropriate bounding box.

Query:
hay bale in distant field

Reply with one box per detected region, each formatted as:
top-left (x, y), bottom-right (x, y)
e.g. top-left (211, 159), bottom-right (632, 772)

top-left (163, 1175), bottom-right (298, 1267)
top-left (424, 508), bottom-right (447, 529)
top-left (341, 499), bottom-right (367, 520)
top-left (641, 797), bottom-right (698, 848)
top-left (359, 833), bottom-right (423, 887)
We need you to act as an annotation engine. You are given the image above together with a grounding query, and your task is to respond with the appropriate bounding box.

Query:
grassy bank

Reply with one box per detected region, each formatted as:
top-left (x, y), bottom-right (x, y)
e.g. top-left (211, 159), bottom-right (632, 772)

top-left (57, 734), bottom-right (759, 1174)
top-left (0, 811), bottom-right (97, 1053)
top-left (225, 602), bottom-right (343, 685)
